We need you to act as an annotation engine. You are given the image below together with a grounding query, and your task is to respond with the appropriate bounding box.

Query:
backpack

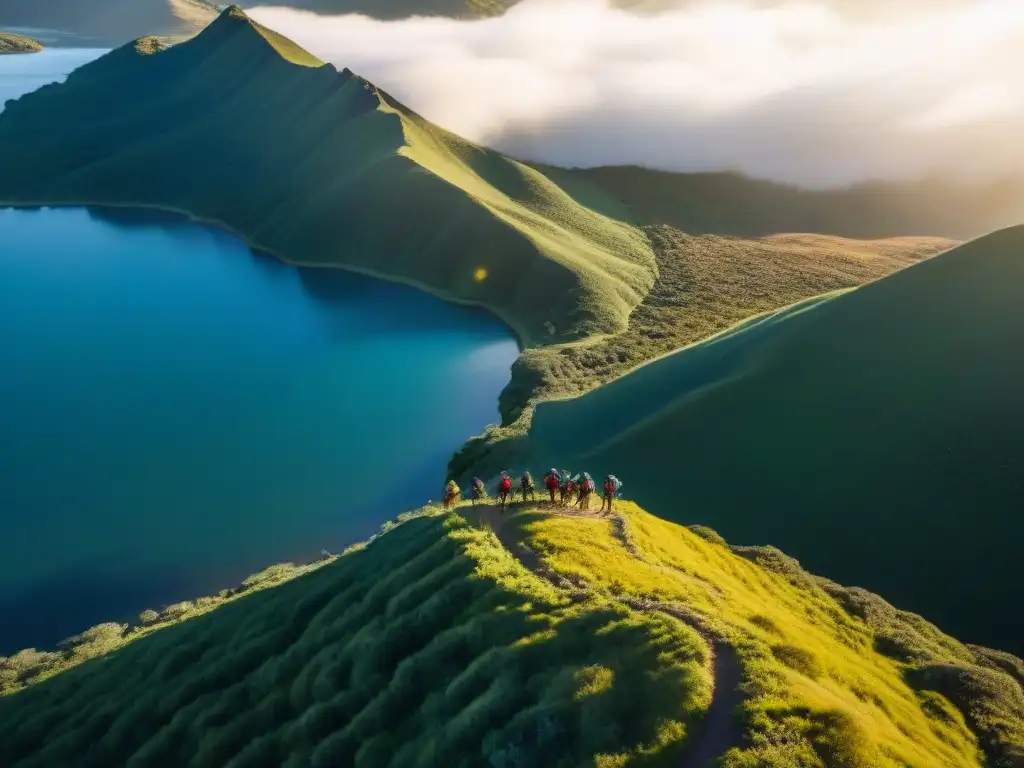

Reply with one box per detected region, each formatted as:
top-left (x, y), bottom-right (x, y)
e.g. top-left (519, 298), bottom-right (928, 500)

top-left (582, 477), bottom-right (594, 493)
top-left (545, 474), bottom-right (559, 490)
top-left (500, 476), bottom-right (512, 493)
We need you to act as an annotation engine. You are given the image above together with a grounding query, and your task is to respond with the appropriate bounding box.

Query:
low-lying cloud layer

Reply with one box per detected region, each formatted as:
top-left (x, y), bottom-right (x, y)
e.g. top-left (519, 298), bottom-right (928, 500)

top-left (249, 0), bottom-right (1024, 188)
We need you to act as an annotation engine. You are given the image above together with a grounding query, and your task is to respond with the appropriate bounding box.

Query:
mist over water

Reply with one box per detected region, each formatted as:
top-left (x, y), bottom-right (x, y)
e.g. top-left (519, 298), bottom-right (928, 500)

top-left (250, 0), bottom-right (1024, 187)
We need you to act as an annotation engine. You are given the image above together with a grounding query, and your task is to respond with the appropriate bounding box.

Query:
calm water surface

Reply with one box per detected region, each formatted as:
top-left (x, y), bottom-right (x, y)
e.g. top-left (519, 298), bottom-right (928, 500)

top-left (0, 53), bottom-right (518, 653)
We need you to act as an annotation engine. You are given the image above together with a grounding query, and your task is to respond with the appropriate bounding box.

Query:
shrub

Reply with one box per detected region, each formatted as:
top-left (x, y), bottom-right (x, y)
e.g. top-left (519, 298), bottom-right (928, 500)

top-left (687, 525), bottom-right (726, 546)
top-left (772, 644), bottom-right (823, 679)
top-left (159, 601), bottom-right (194, 621)
top-left (808, 709), bottom-right (876, 768)
top-left (60, 623), bottom-right (126, 651)
top-left (748, 615), bottom-right (781, 635)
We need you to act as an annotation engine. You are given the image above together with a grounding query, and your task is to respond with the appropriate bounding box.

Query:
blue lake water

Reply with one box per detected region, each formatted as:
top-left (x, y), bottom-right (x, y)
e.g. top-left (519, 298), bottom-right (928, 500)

top-left (0, 53), bottom-right (518, 653)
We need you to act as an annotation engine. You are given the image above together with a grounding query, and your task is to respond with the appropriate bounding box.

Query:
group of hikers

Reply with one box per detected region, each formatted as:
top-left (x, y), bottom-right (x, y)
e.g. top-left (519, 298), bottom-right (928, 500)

top-left (443, 469), bottom-right (623, 514)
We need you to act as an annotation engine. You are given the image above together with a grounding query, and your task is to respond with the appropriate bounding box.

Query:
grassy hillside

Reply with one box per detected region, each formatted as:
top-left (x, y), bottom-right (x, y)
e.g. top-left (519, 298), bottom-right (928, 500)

top-left (0, 6), bottom-right (977, 423)
top-left (501, 226), bottom-right (1024, 657)
top-left (449, 227), bottom-right (953, 477)
top-left (0, 7), bottom-right (655, 348)
top-left (0, 31), bottom-right (43, 54)
top-left (1, 499), bottom-right (1021, 767)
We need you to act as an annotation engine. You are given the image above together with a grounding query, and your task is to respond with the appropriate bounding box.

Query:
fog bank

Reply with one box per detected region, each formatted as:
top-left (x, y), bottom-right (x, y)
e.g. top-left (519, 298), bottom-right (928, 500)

top-left (249, 0), bottom-right (1024, 187)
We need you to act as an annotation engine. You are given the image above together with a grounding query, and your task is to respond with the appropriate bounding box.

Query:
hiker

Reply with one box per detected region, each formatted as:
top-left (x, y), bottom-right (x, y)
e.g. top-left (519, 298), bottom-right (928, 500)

top-left (470, 477), bottom-right (487, 505)
top-left (559, 471), bottom-right (574, 507)
top-left (600, 475), bottom-right (622, 514)
top-left (519, 471), bottom-right (536, 502)
top-left (443, 480), bottom-right (460, 509)
top-left (544, 468), bottom-right (560, 503)
top-left (576, 472), bottom-right (595, 511)
top-left (497, 471), bottom-right (513, 512)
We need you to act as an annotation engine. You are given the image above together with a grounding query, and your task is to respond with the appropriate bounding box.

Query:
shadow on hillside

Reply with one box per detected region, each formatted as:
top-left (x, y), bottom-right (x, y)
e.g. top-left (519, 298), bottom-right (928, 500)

top-left (1, 513), bottom-right (704, 766)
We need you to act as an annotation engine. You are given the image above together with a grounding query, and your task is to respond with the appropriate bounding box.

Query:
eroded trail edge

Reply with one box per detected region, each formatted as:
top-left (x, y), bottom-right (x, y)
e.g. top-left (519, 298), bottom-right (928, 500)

top-left (471, 503), bottom-right (744, 767)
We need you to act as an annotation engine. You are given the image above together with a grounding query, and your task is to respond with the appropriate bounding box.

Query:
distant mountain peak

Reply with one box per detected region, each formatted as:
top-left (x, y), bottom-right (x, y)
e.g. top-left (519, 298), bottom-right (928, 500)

top-left (190, 3), bottom-right (324, 68)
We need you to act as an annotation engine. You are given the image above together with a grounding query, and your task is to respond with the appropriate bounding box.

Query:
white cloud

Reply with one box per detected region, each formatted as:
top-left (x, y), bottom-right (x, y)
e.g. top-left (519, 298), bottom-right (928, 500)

top-left (248, 0), bottom-right (1024, 187)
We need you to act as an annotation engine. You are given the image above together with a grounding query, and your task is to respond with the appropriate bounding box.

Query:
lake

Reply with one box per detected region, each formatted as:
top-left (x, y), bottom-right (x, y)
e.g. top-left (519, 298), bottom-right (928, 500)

top-left (0, 52), bottom-right (519, 654)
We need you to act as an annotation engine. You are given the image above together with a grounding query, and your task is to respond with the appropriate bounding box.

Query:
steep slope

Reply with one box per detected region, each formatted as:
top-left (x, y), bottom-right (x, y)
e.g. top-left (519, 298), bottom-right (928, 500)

top-left (2, 499), bottom-right (1021, 767)
top-left (0, 31), bottom-right (43, 54)
top-left (0, 7), bottom-right (655, 347)
top-left (509, 226), bottom-right (1024, 656)
top-left (0, 6), bottom-right (976, 420)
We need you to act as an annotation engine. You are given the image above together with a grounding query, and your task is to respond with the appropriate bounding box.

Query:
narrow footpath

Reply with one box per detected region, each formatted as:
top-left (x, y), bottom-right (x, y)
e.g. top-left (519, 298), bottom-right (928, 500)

top-left (467, 500), bottom-right (744, 767)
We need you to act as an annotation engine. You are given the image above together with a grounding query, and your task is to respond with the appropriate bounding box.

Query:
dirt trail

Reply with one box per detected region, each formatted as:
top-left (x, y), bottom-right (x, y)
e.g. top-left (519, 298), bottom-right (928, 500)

top-left (469, 500), bottom-right (744, 767)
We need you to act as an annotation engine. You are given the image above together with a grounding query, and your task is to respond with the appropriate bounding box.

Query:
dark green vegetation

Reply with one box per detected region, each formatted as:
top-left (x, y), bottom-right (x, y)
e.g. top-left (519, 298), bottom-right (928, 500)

top-left (0, 7), bottom-right (968, 434)
top-left (2, 6), bottom-right (1015, 655)
top-left (0, 7), bottom-right (656, 349)
top-left (511, 226), bottom-right (1024, 656)
top-left (463, 227), bottom-right (952, 437)
top-left (0, 510), bottom-right (711, 767)
top-left (3, 501), bottom-right (1022, 767)
top-left (0, 31), bottom-right (43, 53)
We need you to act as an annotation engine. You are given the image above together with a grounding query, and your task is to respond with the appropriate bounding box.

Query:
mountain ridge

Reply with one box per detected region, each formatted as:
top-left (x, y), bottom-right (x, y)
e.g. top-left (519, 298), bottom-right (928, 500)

top-left (0, 6), bottom-right (657, 348)
top-left (0, 30), bottom-right (43, 54)
top-left (2, 498), bottom-right (1022, 767)
top-left (492, 224), bottom-right (1024, 656)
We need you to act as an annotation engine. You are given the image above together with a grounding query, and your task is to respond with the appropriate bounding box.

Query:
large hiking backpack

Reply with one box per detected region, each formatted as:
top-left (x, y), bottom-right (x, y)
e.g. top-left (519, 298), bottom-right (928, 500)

top-left (500, 476), bottom-right (512, 493)
top-left (609, 476), bottom-right (622, 492)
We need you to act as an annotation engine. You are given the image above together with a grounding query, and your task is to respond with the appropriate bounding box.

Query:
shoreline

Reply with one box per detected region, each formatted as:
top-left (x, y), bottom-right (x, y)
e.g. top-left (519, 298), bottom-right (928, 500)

top-left (0, 199), bottom-right (532, 354)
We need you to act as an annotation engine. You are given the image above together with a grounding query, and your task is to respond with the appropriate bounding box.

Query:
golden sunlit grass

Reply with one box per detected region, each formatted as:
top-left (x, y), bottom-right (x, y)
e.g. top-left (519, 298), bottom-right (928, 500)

top-left (0, 507), bottom-right (712, 767)
top-left (502, 500), bottom-right (1022, 767)
top-left (3, 499), bottom-right (1020, 767)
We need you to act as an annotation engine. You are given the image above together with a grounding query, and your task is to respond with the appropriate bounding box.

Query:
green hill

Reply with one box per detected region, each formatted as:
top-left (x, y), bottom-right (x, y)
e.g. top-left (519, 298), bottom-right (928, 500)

top-left (1, 1), bottom-right (1018, 674)
top-left (2, 499), bottom-right (1022, 767)
top-left (0, 7), bottom-right (964, 427)
top-left (541, 165), bottom-right (1024, 241)
top-left (0, 31), bottom-right (43, 54)
top-left (502, 226), bottom-right (1024, 657)
top-left (0, 6), bottom-right (656, 348)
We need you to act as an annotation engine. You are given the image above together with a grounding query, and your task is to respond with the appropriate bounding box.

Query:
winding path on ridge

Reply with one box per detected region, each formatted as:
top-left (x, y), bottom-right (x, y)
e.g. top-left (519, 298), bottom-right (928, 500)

top-left (467, 500), bottom-right (743, 767)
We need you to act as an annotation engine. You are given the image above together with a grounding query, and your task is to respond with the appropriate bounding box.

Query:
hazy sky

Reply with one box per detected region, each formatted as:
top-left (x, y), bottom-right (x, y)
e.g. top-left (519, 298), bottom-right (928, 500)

top-left (248, 0), bottom-right (1024, 187)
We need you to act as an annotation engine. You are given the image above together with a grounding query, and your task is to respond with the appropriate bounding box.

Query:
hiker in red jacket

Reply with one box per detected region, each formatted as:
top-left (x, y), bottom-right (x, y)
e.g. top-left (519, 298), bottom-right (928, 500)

top-left (576, 472), bottom-right (595, 511)
top-left (559, 472), bottom-right (574, 507)
top-left (600, 475), bottom-right (622, 514)
top-left (544, 468), bottom-right (560, 504)
top-left (497, 471), bottom-right (513, 512)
